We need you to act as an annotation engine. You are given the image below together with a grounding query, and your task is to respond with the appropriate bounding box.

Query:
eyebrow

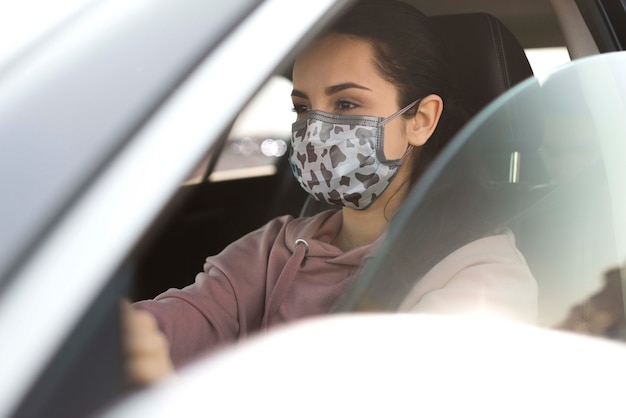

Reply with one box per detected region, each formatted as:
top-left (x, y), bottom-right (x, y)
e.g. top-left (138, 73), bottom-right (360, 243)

top-left (291, 82), bottom-right (372, 99)
top-left (325, 82), bottom-right (372, 95)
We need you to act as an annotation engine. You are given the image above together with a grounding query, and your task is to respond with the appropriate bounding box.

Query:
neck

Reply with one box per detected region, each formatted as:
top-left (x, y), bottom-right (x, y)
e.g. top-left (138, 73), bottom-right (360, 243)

top-left (333, 208), bottom-right (387, 251)
top-left (332, 179), bottom-right (408, 252)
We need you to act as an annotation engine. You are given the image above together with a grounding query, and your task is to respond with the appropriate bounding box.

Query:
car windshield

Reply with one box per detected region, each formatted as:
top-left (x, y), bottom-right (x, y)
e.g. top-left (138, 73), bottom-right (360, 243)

top-left (338, 51), bottom-right (626, 337)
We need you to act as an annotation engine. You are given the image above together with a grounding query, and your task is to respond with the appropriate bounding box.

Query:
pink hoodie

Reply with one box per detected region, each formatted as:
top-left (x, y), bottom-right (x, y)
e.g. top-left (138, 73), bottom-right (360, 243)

top-left (135, 210), bottom-right (537, 368)
top-left (135, 210), bottom-right (376, 367)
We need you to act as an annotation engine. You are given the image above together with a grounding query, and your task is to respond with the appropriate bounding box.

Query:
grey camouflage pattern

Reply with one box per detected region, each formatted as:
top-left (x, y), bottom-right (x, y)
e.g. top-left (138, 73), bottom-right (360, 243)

top-left (290, 110), bottom-right (403, 209)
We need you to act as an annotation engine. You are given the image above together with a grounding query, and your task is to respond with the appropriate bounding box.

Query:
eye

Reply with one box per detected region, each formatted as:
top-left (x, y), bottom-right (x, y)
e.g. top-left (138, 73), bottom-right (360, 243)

top-left (336, 100), bottom-right (358, 112)
top-left (292, 103), bottom-right (309, 116)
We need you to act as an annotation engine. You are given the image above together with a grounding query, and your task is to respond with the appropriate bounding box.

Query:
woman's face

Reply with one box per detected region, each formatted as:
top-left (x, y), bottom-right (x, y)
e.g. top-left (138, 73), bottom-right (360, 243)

top-left (292, 34), bottom-right (410, 160)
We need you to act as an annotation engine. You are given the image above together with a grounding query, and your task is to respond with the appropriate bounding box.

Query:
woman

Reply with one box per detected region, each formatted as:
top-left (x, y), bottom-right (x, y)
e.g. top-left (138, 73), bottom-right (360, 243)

top-left (125, 0), bottom-right (537, 384)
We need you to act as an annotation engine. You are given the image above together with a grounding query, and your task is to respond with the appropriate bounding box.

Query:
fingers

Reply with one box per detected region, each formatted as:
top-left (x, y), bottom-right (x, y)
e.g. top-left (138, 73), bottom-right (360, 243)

top-left (121, 299), bottom-right (174, 385)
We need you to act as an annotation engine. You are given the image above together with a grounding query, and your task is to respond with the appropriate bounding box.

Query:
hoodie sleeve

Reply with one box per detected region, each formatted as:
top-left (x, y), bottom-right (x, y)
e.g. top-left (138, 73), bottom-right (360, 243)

top-left (398, 230), bottom-right (538, 324)
top-left (134, 215), bottom-right (293, 368)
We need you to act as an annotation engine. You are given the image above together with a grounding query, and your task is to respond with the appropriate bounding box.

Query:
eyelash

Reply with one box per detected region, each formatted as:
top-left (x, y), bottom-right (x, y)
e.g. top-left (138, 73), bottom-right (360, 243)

top-left (292, 104), bottom-right (308, 115)
top-left (336, 100), bottom-right (358, 111)
top-left (291, 100), bottom-right (359, 115)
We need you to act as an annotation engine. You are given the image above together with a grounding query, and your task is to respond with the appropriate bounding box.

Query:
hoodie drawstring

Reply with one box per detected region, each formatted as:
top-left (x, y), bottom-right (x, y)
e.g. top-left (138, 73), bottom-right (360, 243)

top-left (261, 239), bottom-right (309, 327)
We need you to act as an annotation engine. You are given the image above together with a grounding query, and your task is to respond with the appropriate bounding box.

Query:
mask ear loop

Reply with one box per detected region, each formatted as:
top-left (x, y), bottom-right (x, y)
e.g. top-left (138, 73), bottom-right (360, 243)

top-left (379, 97), bottom-right (423, 127)
top-left (379, 98), bottom-right (423, 161)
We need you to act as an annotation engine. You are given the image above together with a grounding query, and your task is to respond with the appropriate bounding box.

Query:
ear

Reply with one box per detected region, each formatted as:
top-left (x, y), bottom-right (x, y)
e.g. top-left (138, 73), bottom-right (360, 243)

top-left (405, 94), bottom-right (444, 147)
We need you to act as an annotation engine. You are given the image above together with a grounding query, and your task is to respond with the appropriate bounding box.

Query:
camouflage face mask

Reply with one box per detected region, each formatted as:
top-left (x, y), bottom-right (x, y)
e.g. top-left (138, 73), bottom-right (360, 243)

top-left (290, 99), bottom-right (421, 210)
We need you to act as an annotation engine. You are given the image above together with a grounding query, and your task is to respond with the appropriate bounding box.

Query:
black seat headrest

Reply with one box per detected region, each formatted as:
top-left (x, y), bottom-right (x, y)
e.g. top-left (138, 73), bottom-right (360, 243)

top-left (431, 13), bottom-right (534, 118)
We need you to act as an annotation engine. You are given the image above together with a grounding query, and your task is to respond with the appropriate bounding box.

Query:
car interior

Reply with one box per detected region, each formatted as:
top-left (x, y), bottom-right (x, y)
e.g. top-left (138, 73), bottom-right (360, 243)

top-left (11, 0), bottom-right (626, 417)
top-left (130, 8), bottom-right (538, 301)
top-left (128, 0), bottom-right (626, 330)
top-left (129, 0), bottom-right (625, 328)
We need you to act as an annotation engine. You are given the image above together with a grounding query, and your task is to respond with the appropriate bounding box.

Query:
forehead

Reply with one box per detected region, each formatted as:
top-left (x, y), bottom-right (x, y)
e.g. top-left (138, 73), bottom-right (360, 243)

top-left (292, 34), bottom-right (380, 88)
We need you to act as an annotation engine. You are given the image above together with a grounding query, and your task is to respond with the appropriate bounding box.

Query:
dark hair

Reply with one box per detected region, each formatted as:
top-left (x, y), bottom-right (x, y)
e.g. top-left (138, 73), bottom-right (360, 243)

top-left (328, 0), bottom-right (468, 187)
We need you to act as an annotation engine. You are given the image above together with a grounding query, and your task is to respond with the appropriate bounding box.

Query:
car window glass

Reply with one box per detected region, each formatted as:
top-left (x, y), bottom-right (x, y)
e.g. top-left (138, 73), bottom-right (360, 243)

top-left (185, 75), bottom-right (294, 184)
top-left (525, 46), bottom-right (571, 80)
top-left (337, 52), bottom-right (626, 341)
